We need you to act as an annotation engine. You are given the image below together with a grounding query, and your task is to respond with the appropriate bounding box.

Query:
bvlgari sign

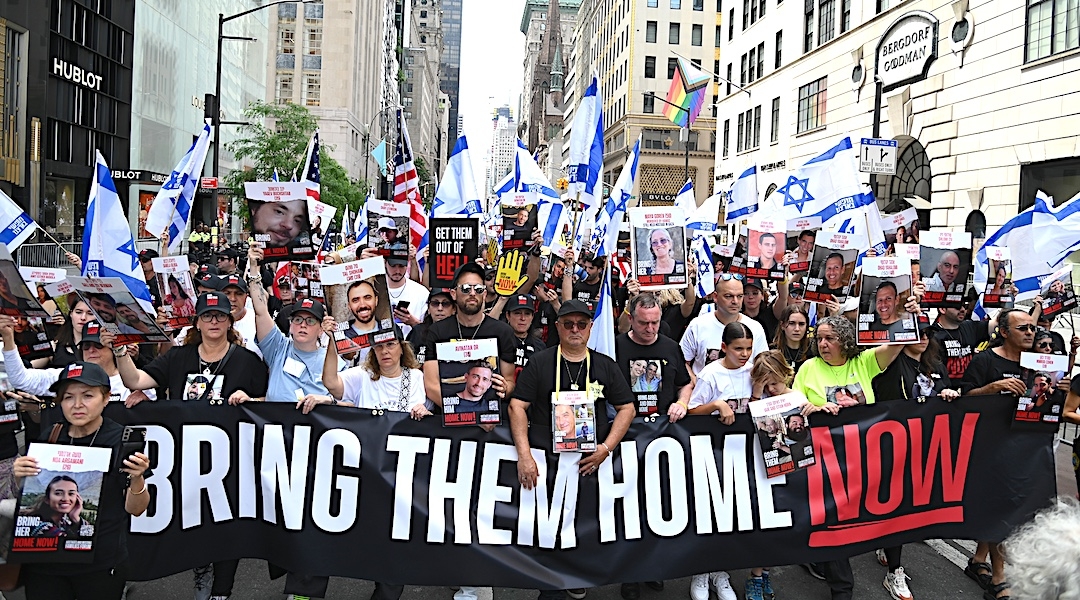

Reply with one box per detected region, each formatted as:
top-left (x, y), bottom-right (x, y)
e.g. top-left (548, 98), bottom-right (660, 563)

top-left (875, 11), bottom-right (939, 92)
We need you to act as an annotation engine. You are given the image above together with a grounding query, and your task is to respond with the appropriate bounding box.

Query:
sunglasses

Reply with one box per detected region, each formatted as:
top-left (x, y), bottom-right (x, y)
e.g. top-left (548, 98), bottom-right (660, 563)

top-left (718, 273), bottom-right (745, 281)
top-left (429, 299), bottom-right (453, 307)
top-left (1011, 324), bottom-right (1037, 333)
top-left (651, 238), bottom-right (671, 247)
top-left (559, 320), bottom-right (591, 331)
top-left (1036, 341), bottom-right (1054, 349)
top-left (457, 284), bottom-right (485, 295)
top-left (81, 342), bottom-right (105, 350)
top-left (198, 312), bottom-right (230, 323)
top-left (290, 316), bottom-right (320, 326)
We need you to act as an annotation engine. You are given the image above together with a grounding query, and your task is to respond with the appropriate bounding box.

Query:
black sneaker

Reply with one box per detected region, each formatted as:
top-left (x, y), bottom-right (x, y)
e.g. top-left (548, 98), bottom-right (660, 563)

top-left (801, 563), bottom-right (827, 580)
top-left (620, 583), bottom-right (640, 600)
top-left (644, 582), bottom-right (664, 591)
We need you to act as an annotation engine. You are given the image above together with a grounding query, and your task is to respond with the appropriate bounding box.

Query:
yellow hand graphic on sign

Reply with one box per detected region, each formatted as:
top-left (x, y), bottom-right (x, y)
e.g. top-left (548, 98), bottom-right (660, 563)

top-left (494, 250), bottom-right (528, 296)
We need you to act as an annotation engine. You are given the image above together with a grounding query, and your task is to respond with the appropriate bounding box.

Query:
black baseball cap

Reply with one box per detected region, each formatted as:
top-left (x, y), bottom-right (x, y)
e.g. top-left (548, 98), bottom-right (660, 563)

top-left (195, 292), bottom-right (232, 318)
top-left (291, 298), bottom-right (326, 321)
top-left (81, 321), bottom-right (104, 346)
top-left (744, 277), bottom-right (766, 291)
top-left (217, 247), bottom-right (239, 260)
top-left (138, 249), bottom-right (159, 263)
top-left (428, 287), bottom-right (453, 300)
top-left (49, 362), bottom-right (111, 394)
top-left (507, 294), bottom-right (537, 312)
top-left (556, 299), bottom-right (593, 318)
top-left (218, 274), bottom-right (248, 294)
top-left (386, 255), bottom-right (409, 267)
top-left (452, 262), bottom-right (486, 286)
top-left (198, 264), bottom-right (220, 276)
top-left (194, 273), bottom-right (219, 290)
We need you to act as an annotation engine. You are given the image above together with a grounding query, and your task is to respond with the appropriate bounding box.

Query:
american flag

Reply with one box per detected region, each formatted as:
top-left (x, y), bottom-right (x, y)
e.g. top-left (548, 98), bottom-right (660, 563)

top-left (393, 110), bottom-right (426, 249)
top-left (301, 129), bottom-right (321, 201)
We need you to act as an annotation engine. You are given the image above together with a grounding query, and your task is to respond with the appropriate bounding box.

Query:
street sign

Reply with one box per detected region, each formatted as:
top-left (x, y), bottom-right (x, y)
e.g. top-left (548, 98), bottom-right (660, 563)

top-left (200, 177), bottom-right (218, 190)
top-left (859, 138), bottom-right (898, 175)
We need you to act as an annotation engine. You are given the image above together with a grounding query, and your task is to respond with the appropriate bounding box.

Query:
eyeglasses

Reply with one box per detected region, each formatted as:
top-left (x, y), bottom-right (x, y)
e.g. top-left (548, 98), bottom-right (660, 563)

top-left (718, 273), bottom-right (745, 281)
top-left (429, 299), bottom-right (453, 308)
top-left (198, 312), bottom-right (230, 323)
top-left (81, 342), bottom-right (105, 350)
top-left (1036, 341), bottom-right (1054, 349)
top-left (290, 316), bottom-right (320, 326)
top-left (457, 284), bottom-right (485, 295)
top-left (559, 320), bottom-right (591, 331)
top-left (1011, 324), bottom-right (1037, 333)
top-left (651, 238), bottom-right (671, 247)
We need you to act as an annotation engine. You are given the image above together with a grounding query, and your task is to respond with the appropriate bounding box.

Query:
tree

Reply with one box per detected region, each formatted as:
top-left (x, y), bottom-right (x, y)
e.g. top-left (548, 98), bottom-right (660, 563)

top-left (414, 156), bottom-right (435, 211)
top-left (223, 101), bottom-right (369, 223)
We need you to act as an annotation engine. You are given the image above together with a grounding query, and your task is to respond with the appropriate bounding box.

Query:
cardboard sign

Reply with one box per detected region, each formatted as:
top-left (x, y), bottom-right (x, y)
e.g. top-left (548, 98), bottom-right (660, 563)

top-left (629, 207), bottom-right (688, 291)
top-left (151, 256), bottom-right (197, 331)
top-left (430, 218), bottom-right (479, 289)
top-left (1015, 352), bottom-right (1068, 430)
top-left (436, 338), bottom-right (502, 427)
top-left (919, 230), bottom-right (972, 307)
top-left (68, 277), bottom-right (171, 344)
top-left (983, 246), bottom-right (1013, 309)
top-left (502, 192), bottom-right (539, 251)
top-left (857, 257), bottom-right (917, 345)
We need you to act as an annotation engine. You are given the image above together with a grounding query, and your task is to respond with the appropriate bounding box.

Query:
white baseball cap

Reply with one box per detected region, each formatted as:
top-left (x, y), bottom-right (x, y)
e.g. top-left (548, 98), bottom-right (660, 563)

top-left (378, 217), bottom-right (397, 231)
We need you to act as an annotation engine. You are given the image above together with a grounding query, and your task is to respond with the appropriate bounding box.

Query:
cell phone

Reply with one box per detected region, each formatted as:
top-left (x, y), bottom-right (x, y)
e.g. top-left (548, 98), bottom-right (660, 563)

top-left (395, 301), bottom-right (410, 311)
top-left (120, 426), bottom-right (147, 473)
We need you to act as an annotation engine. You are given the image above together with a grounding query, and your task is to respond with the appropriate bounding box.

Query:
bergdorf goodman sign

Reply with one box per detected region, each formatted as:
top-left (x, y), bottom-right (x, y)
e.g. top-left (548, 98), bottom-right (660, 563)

top-left (875, 11), bottom-right (939, 92)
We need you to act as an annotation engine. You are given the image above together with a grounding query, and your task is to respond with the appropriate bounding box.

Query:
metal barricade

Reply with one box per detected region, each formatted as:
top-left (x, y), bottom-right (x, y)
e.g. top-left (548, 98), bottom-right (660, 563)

top-left (15, 242), bottom-right (82, 269)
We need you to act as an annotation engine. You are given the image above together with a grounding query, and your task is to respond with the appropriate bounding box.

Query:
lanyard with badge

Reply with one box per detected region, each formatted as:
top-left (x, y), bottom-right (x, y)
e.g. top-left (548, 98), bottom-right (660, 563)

top-left (551, 347), bottom-right (598, 453)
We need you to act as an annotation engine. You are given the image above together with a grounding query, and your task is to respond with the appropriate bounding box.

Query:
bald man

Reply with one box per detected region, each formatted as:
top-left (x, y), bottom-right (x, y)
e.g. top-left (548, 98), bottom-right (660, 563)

top-left (925, 251), bottom-right (963, 293)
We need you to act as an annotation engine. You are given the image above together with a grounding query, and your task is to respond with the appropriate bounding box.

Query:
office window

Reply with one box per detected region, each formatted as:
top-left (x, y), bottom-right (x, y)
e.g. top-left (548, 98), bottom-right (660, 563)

top-left (692, 24), bottom-right (703, 45)
top-left (771, 96), bottom-right (780, 143)
top-left (740, 54), bottom-right (748, 84)
top-left (671, 0), bottom-right (681, 7)
top-left (775, 31), bottom-right (783, 67)
top-left (420, 10), bottom-right (427, 17)
top-left (276, 73), bottom-right (294, 104)
top-left (712, 93), bottom-right (719, 117)
top-left (760, 0), bottom-right (767, 18)
top-left (818, 0), bottom-right (836, 45)
top-left (694, 0), bottom-right (704, 9)
top-left (752, 105), bottom-right (761, 149)
top-left (729, 8), bottom-right (735, 39)
top-left (670, 22), bottom-right (681, 43)
top-left (737, 113), bottom-right (745, 152)
top-left (757, 42), bottom-right (765, 77)
top-left (841, 0), bottom-right (851, 32)
top-left (726, 63), bottom-right (733, 94)
top-left (645, 56), bottom-right (656, 77)
top-left (279, 28), bottom-right (295, 54)
top-left (305, 20), bottom-right (322, 55)
top-left (647, 21), bottom-right (657, 42)
top-left (1026, 0), bottom-right (1080, 62)
top-left (797, 76), bottom-right (827, 132)
top-left (876, 0), bottom-right (890, 12)
top-left (303, 73), bottom-right (321, 106)
top-left (667, 57), bottom-right (679, 78)
top-left (748, 47), bottom-right (756, 81)
top-left (804, 0), bottom-right (814, 52)
top-left (750, 0), bottom-right (758, 24)
top-left (644, 93), bottom-right (655, 113)
top-left (715, 25), bottom-right (722, 47)
top-left (648, 0), bottom-right (658, 6)
top-left (743, 0), bottom-right (750, 29)
top-left (723, 119), bottom-right (730, 158)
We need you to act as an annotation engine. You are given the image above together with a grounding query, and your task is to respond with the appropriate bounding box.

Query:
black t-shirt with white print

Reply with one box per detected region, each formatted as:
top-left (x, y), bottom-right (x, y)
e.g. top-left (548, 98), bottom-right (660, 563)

top-left (615, 332), bottom-right (691, 416)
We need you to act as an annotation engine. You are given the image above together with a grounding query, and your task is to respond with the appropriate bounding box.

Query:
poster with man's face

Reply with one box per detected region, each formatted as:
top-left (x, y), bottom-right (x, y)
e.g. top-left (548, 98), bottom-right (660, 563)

top-left (919, 230), bottom-right (972, 307)
top-left (0, 245), bottom-right (47, 318)
top-left (749, 392), bottom-right (816, 477)
top-left (785, 217), bottom-right (821, 273)
top-left (1014, 352), bottom-right (1068, 432)
top-left (436, 338), bottom-right (501, 427)
top-left (321, 258), bottom-right (397, 353)
top-left (629, 207), bottom-right (688, 291)
top-left (983, 246), bottom-right (1013, 309)
top-left (244, 182), bottom-right (315, 262)
top-left (803, 231), bottom-right (863, 303)
top-left (1038, 265), bottom-right (1077, 319)
top-left (857, 257), bottom-right (917, 345)
top-left (67, 277), bottom-right (170, 344)
top-left (746, 217), bottom-right (785, 280)
top-left (501, 193), bottom-right (539, 251)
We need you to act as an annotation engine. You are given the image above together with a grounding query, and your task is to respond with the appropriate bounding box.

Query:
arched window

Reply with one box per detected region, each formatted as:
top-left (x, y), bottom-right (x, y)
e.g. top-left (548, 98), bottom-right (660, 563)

top-left (883, 138), bottom-right (932, 230)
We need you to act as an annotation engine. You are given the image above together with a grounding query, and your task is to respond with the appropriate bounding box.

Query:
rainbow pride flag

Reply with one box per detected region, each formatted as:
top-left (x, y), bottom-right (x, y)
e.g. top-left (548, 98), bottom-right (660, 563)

top-left (663, 58), bottom-right (711, 128)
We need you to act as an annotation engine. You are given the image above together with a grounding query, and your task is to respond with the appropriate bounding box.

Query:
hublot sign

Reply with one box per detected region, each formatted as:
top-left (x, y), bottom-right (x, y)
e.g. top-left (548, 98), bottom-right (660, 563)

top-left (52, 58), bottom-right (103, 91)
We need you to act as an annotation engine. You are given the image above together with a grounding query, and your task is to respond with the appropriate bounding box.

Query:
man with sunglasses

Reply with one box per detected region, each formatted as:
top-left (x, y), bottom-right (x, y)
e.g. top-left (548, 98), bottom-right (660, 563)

top-left (680, 273), bottom-right (769, 379)
top-left (509, 299), bottom-right (636, 600)
top-left (216, 247), bottom-right (240, 276)
top-left (959, 308), bottom-right (1038, 600)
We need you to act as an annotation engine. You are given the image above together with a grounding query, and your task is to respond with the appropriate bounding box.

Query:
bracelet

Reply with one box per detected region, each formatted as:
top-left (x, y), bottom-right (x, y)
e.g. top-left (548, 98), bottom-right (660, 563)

top-left (129, 482), bottom-right (147, 495)
top-left (112, 346), bottom-right (127, 357)
top-left (600, 442), bottom-right (611, 454)
top-left (677, 400), bottom-right (689, 409)
top-left (246, 275), bottom-right (263, 285)
top-left (751, 395), bottom-right (761, 401)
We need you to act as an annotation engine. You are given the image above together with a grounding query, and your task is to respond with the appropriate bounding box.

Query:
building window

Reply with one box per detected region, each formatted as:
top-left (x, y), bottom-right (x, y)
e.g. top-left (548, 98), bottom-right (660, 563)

top-left (646, 21), bottom-right (657, 42)
top-left (740, 54), bottom-right (747, 84)
top-left (743, 0), bottom-right (750, 29)
top-left (775, 31), bottom-right (783, 67)
top-left (279, 28), bottom-right (295, 54)
top-left (750, 0), bottom-right (758, 24)
top-left (771, 96), bottom-right (780, 142)
top-left (305, 20), bottom-right (322, 55)
top-left (752, 105), bottom-right (761, 149)
top-left (692, 24), bottom-right (703, 45)
top-left (726, 63), bottom-right (733, 94)
top-left (818, 0), bottom-right (836, 45)
top-left (648, 0), bottom-right (658, 6)
top-left (723, 119), bottom-right (730, 158)
top-left (841, 0), bottom-right (851, 32)
top-left (1026, 0), bottom-right (1080, 62)
top-left (276, 73), bottom-right (294, 104)
top-left (669, 22), bottom-right (680, 44)
top-left (694, 0), bottom-right (704, 9)
top-left (645, 56), bottom-right (656, 78)
top-left (729, 8), bottom-right (735, 39)
top-left (748, 47), bottom-right (756, 81)
top-left (644, 93), bottom-right (655, 113)
top-left (876, 0), bottom-right (891, 12)
top-left (671, 0), bottom-right (681, 8)
top-left (757, 42), bottom-right (765, 78)
top-left (304, 73), bottom-right (321, 106)
top-left (737, 113), bottom-right (745, 152)
top-left (667, 57), bottom-right (679, 78)
top-left (712, 93), bottom-right (719, 117)
top-left (420, 10), bottom-right (427, 17)
top-left (804, 0), bottom-right (814, 52)
top-left (760, 0), bottom-right (767, 18)
top-left (797, 76), bottom-right (827, 133)
top-left (715, 25), bottom-right (723, 47)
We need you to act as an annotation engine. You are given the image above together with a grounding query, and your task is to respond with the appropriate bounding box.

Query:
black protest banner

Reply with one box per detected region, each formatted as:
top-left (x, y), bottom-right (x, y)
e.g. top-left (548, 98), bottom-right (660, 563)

top-left (430, 217), bottom-right (479, 288)
top-left (107, 396), bottom-right (1054, 588)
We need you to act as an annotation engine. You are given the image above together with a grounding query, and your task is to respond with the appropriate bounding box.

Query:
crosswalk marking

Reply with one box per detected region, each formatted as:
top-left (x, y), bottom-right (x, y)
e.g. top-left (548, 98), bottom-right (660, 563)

top-left (925, 539), bottom-right (975, 570)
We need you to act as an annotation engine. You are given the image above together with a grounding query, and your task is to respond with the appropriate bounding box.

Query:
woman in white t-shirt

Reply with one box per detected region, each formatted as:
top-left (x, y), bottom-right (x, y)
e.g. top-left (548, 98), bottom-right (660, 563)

top-left (684, 321), bottom-right (756, 600)
top-left (322, 328), bottom-right (430, 418)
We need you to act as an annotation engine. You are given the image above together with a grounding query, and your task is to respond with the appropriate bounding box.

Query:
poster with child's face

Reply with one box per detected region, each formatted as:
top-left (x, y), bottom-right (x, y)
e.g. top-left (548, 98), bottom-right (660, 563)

top-left (1038, 266), bottom-right (1077, 319)
top-left (244, 182), bottom-right (315, 262)
top-left (367, 199), bottom-right (411, 261)
top-left (857, 257), bottom-right (917, 345)
top-left (746, 217), bottom-right (786, 280)
top-left (919, 230), bottom-right (972, 307)
top-left (436, 338), bottom-right (502, 427)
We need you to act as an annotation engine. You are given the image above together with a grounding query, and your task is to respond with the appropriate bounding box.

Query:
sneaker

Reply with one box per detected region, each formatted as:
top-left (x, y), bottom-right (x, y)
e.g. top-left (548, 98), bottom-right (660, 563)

top-left (800, 563), bottom-right (826, 580)
top-left (644, 582), bottom-right (664, 591)
top-left (193, 565), bottom-right (213, 600)
top-left (287, 596), bottom-right (311, 600)
top-left (690, 574), bottom-right (710, 600)
top-left (876, 548), bottom-right (888, 567)
top-left (620, 583), bottom-right (641, 600)
top-left (744, 576), bottom-right (765, 600)
top-left (883, 567), bottom-right (913, 600)
top-left (760, 571), bottom-right (774, 600)
top-left (710, 571), bottom-right (737, 600)
top-left (567, 589), bottom-right (587, 600)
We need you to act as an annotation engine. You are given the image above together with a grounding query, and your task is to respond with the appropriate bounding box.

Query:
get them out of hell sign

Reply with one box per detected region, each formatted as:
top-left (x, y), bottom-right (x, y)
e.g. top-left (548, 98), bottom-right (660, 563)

top-left (875, 10), bottom-right (940, 92)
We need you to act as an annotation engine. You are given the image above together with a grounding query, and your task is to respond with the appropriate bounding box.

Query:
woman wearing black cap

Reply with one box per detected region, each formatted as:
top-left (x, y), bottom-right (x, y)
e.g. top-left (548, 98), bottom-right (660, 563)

top-left (12, 361), bottom-right (150, 600)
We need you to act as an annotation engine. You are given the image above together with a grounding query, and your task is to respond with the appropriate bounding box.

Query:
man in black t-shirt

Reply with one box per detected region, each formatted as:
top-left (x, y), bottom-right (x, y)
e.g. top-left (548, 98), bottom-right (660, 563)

top-left (616, 293), bottom-right (691, 421)
top-left (423, 263), bottom-right (519, 411)
top-left (959, 308), bottom-right (1036, 600)
top-left (930, 305), bottom-right (996, 380)
top-left (563, 254), bottom-right (605, 310)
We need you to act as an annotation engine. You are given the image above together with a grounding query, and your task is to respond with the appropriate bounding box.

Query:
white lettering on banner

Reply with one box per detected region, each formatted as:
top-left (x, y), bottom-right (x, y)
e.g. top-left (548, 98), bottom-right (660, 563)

top-left (131, 425), bottom-right (173, 534)
top-left (428, 439), bottom-right (478, 544)
top-left (52, 57), bottom-right (103, 91)
top-left (477, 444), bottom-right (517, 545)
top-left (690, 435), bottom-right (753, 533)
top-left (239, 423), bottom-right (257, 519)
top-left (518, 451), bottom-right (580, 549)
top-left (753, 445), bottom-right (792, 530)
top-left (598, 442), bottom-right (641, 543)
top-left (387, 435), bottom-right (431, 540)
top-left (645, 438), bottom-right (689, 537)
top-left (261, 425), bottom-right (311, 530)
top-left (182, 425), bottom-right (233, 528)
top-left (312, 429), bottom-right (361, 532)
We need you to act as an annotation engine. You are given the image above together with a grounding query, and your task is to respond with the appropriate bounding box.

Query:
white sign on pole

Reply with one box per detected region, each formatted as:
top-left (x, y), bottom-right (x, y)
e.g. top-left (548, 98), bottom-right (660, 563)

top-left (859, 138), bottom-right (898, 175)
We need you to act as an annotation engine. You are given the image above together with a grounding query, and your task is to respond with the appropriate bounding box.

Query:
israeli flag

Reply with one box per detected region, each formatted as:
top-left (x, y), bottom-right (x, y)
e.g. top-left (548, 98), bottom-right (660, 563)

top-left (567, 74), bottom-right (604, 210)
top-left (725, 165), bottom-right (759, 223)
top-left (673, 178), bottom-right (696, 217)
top-left (341, 204), bottom-right (352, 240)
top-left (692, 236), bottom-right (715, 298)
top-left (433, 136), bottom-right (483, 217)
top-left (356, 193), bottom-right (370, 247)
top-left (0, 189), bottom-right (38, 250)
top-left (761, 136), bottom-right (871, 224)
top-left (592, 137), bottom-right (641, 258)
top-left (588, 268), bottom-right (616, 361)
top-left (496, 140), bottom-right (561, 201)
top-left (82, 151), bottom-right (154, 312)
top-left (144, 120), bottom-right (212, 253)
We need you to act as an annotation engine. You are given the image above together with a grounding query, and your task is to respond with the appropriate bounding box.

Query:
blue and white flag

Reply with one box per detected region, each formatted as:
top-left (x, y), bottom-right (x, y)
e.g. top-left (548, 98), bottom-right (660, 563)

top-left (0, 189), bottom-right (38, 250)
top-left (341, 204), bottom-right (352, 240)
top-left (433, 136), bottom-right (483, 217)
top-left (725, 164), bottom-right (759, 223)
top-left (692, 236), bottom-right (715, 299)
top-left (687, 192), bottom-right (723, 234)
top-left (592, 137), bottom-right (640, 258)
top-left (496, 140), bottom-right (561, 201)
top-left (82, 151), bottom-right (154, 312)
top-left (356, 193), bottom-right (371, 247)
top-left (673, 179), bottom-right (696, 217)
top-left (144, 120), bottom-right (212, 253)
top-left (567, 74), bottom-right (604, 210)
top-left (761, 136), bottom-right (871, 224)
top-left (588, 268), bottom-right (616, 361)
top-left (974, 190), bottom-right (1080, 301)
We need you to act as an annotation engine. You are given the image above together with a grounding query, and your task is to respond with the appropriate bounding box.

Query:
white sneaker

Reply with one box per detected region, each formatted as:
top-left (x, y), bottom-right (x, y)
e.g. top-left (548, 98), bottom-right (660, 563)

top-left (876, 548), bottom-right (888, 567)
top-left (883, 567), bottom-right (913, 600)
top-left (689, 573), bottom-right (710, 600)
top-left (710, 571), bottom-right (737, 600)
